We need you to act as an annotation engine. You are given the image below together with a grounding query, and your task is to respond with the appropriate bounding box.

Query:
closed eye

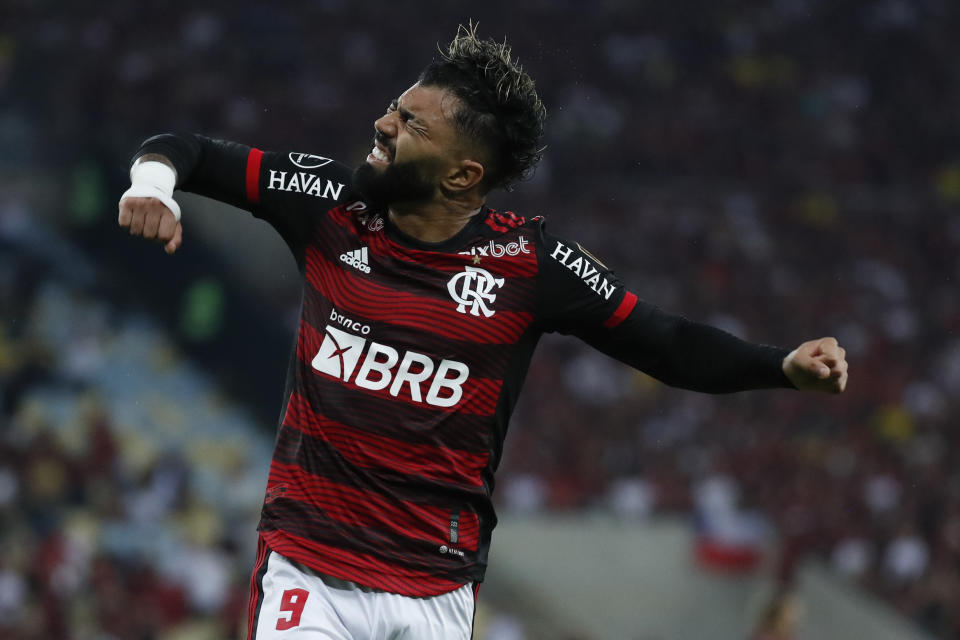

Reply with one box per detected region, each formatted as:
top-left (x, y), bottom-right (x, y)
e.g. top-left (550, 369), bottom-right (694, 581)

top-left (386, 98), bottom-right (428, 136)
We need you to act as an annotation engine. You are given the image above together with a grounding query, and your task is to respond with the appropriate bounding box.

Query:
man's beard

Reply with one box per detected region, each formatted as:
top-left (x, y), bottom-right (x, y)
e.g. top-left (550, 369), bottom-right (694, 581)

top-left (352, 159), bottom-right (435, 208)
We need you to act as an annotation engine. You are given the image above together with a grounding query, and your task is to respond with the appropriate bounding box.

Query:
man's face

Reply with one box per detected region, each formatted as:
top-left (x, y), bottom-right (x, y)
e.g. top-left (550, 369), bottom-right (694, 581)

top-left (352, 83), bottom-right (466, 207)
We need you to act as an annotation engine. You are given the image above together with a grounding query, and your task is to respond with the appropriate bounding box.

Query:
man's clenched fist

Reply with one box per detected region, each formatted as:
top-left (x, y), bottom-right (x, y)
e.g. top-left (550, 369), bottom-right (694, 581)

top-left (782, 336), bottom-right (848, 394)
top-left (118, 196), bottom-right (182, 254)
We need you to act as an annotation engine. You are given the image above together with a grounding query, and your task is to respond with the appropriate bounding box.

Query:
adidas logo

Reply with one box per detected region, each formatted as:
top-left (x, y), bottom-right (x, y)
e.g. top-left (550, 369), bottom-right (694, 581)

top-left (339, 247), bottom-right (371, 274)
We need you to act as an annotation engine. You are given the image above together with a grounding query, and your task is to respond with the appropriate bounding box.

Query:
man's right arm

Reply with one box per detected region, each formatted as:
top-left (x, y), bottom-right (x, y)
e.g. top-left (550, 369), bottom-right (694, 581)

top-left (119, 133), bottom-right (355, 258)
top-left (133, 133), bottom-right (251, 211)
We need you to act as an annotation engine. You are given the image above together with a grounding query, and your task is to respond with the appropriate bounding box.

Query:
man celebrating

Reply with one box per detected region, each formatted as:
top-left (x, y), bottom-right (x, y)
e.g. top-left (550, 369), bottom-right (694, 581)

top-left (118, 24), bottom-right (847, 640)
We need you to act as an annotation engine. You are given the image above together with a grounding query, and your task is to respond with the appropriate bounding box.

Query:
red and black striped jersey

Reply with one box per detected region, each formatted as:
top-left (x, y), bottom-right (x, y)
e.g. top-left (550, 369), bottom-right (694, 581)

top-left (133, 134), bottom-right (793, 596)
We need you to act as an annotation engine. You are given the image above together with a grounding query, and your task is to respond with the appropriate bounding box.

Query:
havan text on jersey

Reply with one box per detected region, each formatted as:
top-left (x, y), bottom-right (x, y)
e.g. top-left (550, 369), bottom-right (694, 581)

top-left (550, 241), bottom-right (617, 300)
top-left (312, 310), bottom-right (470, 408)
top-left (267, 170), bottom-right (345, 200)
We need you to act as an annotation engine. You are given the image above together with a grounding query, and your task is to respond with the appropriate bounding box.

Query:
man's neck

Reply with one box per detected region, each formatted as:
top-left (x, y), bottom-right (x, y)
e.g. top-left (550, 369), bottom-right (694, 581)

top-left (387, 199), bottom-right (483, 244)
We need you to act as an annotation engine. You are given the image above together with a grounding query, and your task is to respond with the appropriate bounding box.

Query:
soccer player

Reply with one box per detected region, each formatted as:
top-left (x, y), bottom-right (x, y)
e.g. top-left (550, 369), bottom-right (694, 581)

top-left (118, 25), bottom-right (847, 640)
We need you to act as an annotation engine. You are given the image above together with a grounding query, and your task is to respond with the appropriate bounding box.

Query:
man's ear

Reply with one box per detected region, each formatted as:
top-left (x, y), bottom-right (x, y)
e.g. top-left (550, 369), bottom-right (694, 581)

top-left (443, 159), bottom-right (485, 192)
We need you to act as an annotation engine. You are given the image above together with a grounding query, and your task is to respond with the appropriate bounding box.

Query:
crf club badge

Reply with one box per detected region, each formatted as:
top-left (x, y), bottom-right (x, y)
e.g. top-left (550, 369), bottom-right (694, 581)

top-left (447, 266), bottom-right (504, 317)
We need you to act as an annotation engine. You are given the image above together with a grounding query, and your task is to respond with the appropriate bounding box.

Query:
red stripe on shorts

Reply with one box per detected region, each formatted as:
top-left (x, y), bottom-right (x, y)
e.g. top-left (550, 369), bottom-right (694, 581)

top-left (604, 291), bottom-right (638, 329)
top-left (246, 148), bottom-right (264, 203)
top-left (247, 536), bottom-right (270, 640)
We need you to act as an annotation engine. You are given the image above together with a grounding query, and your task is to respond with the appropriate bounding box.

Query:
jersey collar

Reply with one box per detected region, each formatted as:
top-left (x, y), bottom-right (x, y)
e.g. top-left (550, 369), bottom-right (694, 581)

top-left (383, 207), bottom-right (490, 253)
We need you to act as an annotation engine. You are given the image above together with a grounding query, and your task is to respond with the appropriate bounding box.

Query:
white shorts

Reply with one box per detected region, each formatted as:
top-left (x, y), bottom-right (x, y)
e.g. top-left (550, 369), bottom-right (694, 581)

top-left (246, 538), bottom-right (478, 639)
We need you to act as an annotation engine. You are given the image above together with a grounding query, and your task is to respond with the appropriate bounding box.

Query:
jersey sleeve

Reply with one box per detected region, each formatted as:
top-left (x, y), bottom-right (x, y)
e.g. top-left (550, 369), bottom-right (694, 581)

top-left (533, 221), bottom-right (794, 393)
top-left (132, 133), bottom-right (355, 265)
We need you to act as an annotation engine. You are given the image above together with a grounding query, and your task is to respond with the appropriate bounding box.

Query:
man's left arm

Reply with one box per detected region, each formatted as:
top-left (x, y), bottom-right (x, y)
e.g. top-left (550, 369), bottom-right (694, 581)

top-left (534, 224), bottom-right (847, 394)
top-left (582, 309), bottom-right (848, 394)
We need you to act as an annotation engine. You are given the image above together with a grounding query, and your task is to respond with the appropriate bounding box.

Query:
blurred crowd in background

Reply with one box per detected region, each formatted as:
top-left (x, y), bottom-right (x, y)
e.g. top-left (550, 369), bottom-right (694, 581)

top-left (3, 0), bottom-right (960, 638)
top-left (0, 229), bottom-right (271, 638)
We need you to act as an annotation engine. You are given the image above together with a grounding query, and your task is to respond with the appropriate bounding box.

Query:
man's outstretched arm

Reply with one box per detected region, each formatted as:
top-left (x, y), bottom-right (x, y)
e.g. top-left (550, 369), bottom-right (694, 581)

top-left (535, 224), bottom-right (848, 395)
top-left (595, 311), bottom-right (848, 394)
top-left (573, 304), bottom-right (849, 395)
top-left (118, 133), bottom-right (355, 259)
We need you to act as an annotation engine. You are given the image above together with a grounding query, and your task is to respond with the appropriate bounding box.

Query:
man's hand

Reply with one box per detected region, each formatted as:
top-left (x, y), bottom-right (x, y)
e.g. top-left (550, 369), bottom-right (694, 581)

top-left (118, 196), bottom-right (183, 254)
top-left (782, 337), bottom-right (848, 393)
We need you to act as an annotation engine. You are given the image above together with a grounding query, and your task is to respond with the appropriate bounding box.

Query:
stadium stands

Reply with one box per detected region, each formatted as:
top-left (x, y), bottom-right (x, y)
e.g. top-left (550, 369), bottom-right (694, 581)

top-left (3, 1), bottom-right (960, 637)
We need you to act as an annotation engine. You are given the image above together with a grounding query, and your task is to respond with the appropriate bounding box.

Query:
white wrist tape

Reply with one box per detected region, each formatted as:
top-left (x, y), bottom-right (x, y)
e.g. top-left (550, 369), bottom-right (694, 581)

top-left (120, 160), bottom-right (182, 221)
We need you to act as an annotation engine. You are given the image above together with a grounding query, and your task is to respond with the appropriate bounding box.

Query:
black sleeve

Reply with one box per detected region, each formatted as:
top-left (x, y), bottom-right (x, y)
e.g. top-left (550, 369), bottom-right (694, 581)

top-left (533, 221), bottom-right (795, 393)
top-left (132, 133), bottom-right (356, 266)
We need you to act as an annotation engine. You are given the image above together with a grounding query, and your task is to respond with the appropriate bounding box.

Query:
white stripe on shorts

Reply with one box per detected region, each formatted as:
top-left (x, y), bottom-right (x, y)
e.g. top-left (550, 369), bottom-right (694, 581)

top-left (251, 549), bottom-right (476, 639)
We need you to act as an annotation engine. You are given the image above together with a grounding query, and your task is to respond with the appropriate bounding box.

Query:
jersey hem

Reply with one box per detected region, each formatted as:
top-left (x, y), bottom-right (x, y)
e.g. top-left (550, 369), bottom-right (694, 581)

top-left (260, 529), bottom-right (476, 598)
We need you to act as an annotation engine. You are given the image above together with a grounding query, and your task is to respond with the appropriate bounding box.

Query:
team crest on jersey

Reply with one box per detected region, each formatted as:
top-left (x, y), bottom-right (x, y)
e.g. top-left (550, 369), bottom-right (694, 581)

top-left (446, 266), bottom-right (504, 318)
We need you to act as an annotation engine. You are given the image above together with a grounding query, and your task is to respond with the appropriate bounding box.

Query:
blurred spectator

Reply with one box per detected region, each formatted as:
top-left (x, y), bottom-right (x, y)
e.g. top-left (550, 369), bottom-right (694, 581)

top-left (884, 523), bottom-right (930, 586)
top-left (608, 476), bottom-right (656, 522)
top-left (751, 591), bottom-right (802, 640)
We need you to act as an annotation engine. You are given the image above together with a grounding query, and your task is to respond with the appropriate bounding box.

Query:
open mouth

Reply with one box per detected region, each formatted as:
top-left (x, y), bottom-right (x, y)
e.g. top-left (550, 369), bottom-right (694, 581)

top-left (367, 142), bottom-right (391, 166)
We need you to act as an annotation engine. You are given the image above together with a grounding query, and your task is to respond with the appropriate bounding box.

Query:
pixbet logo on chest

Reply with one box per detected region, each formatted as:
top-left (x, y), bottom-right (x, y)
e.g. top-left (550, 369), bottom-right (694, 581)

top-left (312, 310), bottom-right (470, 408)
top-left (457, 237), bottom-right (531, 257)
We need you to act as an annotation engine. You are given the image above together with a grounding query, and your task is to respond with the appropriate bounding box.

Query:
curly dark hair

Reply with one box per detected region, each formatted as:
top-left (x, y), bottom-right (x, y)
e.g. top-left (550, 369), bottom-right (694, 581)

top-left (418, 23), bottom-right (546, 192)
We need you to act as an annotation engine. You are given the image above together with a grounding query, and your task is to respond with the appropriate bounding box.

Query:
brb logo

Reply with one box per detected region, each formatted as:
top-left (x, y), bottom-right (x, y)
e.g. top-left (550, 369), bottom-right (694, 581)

top-left (446, 266), bottom-right (504, 318)
top-left (312, 311), bottom-right (470, 408)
